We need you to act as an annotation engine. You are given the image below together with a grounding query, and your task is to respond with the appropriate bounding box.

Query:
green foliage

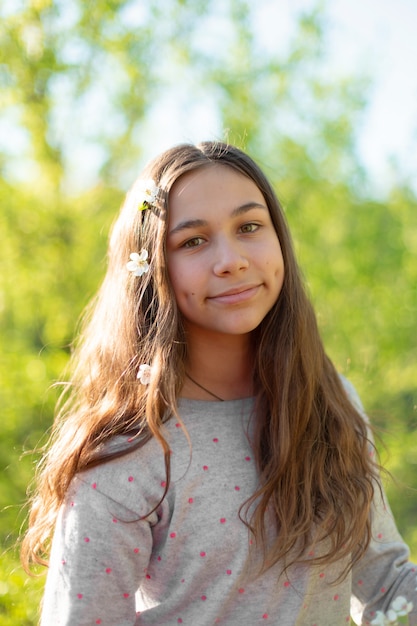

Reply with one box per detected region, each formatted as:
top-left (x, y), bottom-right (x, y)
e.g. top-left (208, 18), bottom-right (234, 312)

top-left (1, 0), bottom-right (416, 621)
top-left (0, 178), bottom-right (121, 537)
top-left (0, 551), bottom-right (44, 626)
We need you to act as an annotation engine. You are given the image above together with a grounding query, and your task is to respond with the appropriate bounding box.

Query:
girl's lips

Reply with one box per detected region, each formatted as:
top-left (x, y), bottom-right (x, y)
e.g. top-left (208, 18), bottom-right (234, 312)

top-left (208, 285), bottom-right (260, 305)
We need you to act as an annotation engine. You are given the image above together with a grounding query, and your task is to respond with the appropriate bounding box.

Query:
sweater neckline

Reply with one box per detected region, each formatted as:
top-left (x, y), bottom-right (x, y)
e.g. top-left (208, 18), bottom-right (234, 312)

top-left (177, 395), bottom-right (255, 413)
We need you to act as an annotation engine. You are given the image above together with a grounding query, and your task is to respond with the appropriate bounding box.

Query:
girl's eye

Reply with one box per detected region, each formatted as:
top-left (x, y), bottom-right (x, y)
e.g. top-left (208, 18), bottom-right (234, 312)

top-left (240, 223), bottom-right (258, 234)
top-left (183, 236), bottom-right (205, 249)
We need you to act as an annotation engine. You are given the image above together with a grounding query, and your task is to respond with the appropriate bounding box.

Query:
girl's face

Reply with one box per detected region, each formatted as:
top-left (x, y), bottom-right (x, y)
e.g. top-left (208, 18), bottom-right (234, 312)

top-left (166, 164), bottom-right (284, 342)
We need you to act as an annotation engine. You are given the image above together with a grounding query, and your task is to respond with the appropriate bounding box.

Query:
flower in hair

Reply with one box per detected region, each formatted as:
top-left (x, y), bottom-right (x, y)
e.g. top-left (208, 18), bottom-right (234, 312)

top-left (137, 363), bottom-right (151, 385)
top-left (138, 179), bottom-right (159, 211)
top-left (126, 250), bottom-right (149, 276)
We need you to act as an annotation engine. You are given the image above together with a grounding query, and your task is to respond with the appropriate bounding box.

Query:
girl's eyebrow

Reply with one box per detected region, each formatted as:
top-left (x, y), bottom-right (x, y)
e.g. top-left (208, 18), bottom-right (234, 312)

top-left (168, 201), bottom-right (267, 237)
top-left (232, 201), bottom-right (267, 216)
top-left (168, 218), bottom-right (208, 237)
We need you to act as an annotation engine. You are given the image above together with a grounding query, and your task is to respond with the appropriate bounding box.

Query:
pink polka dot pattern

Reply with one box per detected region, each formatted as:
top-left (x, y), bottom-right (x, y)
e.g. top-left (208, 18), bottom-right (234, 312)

top-left (41, 395), bottom-right (417, 626)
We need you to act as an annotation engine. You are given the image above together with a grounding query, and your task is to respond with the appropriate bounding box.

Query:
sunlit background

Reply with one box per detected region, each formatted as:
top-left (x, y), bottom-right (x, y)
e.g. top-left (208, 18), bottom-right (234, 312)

top-left (1, 1), bottom-right (416, 622)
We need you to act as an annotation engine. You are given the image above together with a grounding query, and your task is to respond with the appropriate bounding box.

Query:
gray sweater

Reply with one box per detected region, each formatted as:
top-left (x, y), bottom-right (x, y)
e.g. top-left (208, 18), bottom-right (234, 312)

top-left (41, 390), bottom-right (417, 625)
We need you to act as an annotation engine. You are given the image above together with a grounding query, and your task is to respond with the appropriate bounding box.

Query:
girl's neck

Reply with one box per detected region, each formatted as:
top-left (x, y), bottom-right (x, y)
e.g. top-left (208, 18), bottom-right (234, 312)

top-left (182, 331), bottom-right (254, 401)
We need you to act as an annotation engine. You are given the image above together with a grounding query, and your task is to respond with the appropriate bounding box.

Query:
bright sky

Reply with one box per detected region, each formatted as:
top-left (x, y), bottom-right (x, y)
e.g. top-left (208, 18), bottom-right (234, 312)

top-left (2, 0), bottom-right (416, 195)
top-left (325, 0), bottom-right (417, 191)
top-left (143, 0), bottom-right (417, 195)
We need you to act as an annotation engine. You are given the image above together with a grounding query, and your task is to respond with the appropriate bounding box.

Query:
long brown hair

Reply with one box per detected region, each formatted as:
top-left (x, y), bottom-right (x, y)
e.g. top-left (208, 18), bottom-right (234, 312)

top-left (22, 141), bottom-right (379, 576)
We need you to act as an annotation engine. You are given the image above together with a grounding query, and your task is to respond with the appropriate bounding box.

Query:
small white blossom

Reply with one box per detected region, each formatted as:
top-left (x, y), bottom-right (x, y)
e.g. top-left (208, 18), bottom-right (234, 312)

top-left (386, 610), bottom-right (399, 623)
top-left (391, 595), bottom-right (413, 616)
top-left (371, 596), bottom-right (414, 626)
top-left (371, 611), bottom-right (391, 626)
top-left (126, 250), bottom-right (149, 277)
top-left (138, 179), bottom-right (159, 210)
top-left (137, 364), bottom-right (152, 385)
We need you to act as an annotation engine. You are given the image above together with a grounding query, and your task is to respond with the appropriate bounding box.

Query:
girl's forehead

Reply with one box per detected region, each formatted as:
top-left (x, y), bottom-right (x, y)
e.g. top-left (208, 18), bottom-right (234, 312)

top-left (168, 164), bottom-right (263, 208)
top-left (166, 166), bottom-right (270, 237)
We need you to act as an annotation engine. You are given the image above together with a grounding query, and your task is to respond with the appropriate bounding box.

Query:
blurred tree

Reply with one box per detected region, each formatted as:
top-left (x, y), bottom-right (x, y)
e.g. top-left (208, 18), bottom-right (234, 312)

top-left (0, 1), bottom-right (416, 622)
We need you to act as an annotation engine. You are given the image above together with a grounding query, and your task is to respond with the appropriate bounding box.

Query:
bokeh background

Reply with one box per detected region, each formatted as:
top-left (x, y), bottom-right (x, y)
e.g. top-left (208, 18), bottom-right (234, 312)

top-left (1, 1), bottom-right (416, 623)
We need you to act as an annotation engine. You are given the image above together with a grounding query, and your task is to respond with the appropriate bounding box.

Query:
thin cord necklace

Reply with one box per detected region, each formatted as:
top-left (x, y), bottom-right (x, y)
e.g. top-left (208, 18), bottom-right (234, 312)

top-left (185, 373), bottom-right (224, 402)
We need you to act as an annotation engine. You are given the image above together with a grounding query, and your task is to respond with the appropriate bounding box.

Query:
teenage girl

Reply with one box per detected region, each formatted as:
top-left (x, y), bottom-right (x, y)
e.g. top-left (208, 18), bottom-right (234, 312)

top-left (23, 142), bottom-right (416, 625)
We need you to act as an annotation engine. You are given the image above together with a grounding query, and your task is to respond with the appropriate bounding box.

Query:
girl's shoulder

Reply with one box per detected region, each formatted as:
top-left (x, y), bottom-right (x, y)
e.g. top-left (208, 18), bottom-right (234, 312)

top-left (71, 434), bottom-right (167, 516)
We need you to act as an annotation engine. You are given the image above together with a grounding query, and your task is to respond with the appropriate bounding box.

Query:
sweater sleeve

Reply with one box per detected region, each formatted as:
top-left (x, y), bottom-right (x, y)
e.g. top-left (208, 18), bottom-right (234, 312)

top-left (341, 378), bottom-right (417, 625)
top-left (351, 482), bottom-right (417, 625)
top-left (41, 467), bottom-right (159, 626)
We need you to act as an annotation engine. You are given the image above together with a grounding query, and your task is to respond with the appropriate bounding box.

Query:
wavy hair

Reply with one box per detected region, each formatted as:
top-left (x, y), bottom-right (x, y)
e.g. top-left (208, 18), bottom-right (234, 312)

top-left (22, 141), bottom-right (379, 577)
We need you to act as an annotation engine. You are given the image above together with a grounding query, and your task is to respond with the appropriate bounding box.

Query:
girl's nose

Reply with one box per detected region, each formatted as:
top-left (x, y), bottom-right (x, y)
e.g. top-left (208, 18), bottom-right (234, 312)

top-left (212, 236), bottom-right (249, 275)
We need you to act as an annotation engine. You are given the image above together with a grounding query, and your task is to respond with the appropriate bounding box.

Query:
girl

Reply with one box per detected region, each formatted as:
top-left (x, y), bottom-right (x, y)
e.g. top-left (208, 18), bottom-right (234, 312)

top-left (23, 142), bottom-right (416, 625)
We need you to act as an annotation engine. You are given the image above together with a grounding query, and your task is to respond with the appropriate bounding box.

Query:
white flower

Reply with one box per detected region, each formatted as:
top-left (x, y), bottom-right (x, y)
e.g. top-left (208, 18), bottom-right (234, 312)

top-left (137, 364), bottom-right (152, 385)
top-left (391, 595), bottom-right (413, 616)
top-left (126, 250), bottom-right (149, 276)
top-left (371, 596), bottom-right (414, 626)
top-left (137, 179), bottom-right (159, 210)
top-left (386, 610), bottom-right (399, 624)
top-left (371, 611), bottom-right (390, 626)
